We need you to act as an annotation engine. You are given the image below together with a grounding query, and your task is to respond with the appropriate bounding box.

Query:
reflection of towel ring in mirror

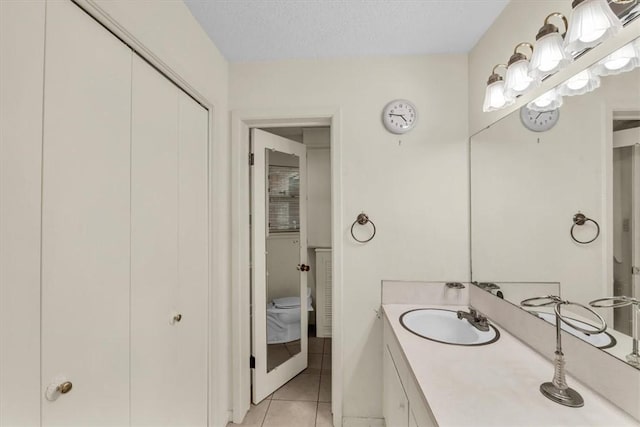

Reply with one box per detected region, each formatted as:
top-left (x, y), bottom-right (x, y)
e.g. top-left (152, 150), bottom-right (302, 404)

top-left (350, 213), bottom-right (376, 243)
top-left (570, 213), bottom-right (600, 245)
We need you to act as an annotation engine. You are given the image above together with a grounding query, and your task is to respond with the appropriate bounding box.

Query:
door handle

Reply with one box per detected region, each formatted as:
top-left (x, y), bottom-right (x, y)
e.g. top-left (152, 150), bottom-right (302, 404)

top-left (45, 379), bottom-right (73, 401)
top-left (633, 266), bottom-right (640, 275)
top-left (297, 264), bottom-right (311, 272)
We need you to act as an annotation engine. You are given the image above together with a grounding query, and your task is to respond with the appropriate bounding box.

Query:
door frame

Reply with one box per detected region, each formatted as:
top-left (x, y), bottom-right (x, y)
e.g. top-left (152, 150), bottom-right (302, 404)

top-left (65, 1), bottom-right (223, 426)
top-left (231, 108), bottom-right (343, 427)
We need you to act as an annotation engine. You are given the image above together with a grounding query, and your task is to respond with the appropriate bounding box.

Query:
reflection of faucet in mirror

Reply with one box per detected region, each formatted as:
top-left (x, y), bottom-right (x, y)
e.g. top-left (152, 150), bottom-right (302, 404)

top-left (521, 295), bottom-right (607, 408)
top-left (590, 296), bottom-right (640, 367)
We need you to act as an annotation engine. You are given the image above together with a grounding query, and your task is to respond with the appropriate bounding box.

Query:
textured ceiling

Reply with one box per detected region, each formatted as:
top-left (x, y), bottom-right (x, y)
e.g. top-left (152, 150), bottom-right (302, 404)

top-left (184, 0), bottom-right (509, 62)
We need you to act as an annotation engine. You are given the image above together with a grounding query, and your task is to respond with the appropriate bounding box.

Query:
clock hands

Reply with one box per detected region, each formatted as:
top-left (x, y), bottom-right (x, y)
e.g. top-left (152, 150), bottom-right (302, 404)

top-left (389, 113), bottom-right (408, 123)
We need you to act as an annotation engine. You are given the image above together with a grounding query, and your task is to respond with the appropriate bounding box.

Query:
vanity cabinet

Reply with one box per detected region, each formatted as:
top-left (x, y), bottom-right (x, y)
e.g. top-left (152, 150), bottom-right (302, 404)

top-left (383, 318), bottom-right (438, 427)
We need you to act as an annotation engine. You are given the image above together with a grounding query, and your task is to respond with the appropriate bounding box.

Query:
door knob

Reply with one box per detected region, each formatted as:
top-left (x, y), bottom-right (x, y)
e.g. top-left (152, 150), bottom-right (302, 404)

top-left (45, 379), bottom-right (73, 401)
top-left (297, 264), bottom-right (310, 272)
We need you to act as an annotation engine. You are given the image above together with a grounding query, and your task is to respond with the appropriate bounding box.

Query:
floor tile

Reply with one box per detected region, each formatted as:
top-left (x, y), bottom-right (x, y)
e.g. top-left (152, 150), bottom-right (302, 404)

top-left (285, 339), bottom-right (301, 356)
top-left (316, 402), bottom-right (333, 427)
top-left (272, 374), bottom-right (320, 401)
top-left (309, 337), bottom-right (324, 354)
top-left (226, 399), bottom-right (270, 427)
top-left (323, 338), bottom-right (331, 355)
top-left (303, 352), bottom-right (322, 375)
top-left (262, 400), bottom-right (317, 427)
top-left (267, 344), bottom-right (292, 371)
top-left (319, 374), bottom-right (331, 403)
top-left (321, 353), bottom-right (331, 373)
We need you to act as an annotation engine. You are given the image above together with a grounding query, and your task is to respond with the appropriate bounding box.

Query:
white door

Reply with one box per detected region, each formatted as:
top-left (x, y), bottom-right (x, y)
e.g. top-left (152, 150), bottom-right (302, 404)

top-left (41, 1), bottom-right (132, 425)
top-left (130, 55), bottom-right (209, 426)
top-left (251, 129), bottom-right (309, 403)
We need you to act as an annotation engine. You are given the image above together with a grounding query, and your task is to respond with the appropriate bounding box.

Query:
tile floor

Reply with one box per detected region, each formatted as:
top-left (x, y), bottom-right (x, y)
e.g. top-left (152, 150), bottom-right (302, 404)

top-left (229, 337), bottom-right (332, 427)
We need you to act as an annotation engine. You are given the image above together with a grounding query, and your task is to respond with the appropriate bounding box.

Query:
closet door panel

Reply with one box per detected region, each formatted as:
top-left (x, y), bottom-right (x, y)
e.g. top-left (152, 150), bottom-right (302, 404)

top-left (130, 55), bottom-right (179, 426)
top-left (41, 1), bottom-right (132, 425)
top-left (175, 93), bottom-right (209, 425)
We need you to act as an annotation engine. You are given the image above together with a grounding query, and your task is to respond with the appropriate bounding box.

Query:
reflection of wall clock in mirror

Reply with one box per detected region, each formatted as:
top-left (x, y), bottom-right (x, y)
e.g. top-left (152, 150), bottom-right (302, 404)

top-left (382, 99), bottom-right (417, 134)
top-left (519, 106), bottom-right (560, 132)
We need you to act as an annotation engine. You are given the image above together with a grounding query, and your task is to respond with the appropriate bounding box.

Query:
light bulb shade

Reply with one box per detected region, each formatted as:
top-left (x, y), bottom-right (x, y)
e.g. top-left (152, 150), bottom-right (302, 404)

top-left (483, 80), bottom-right (514, 112)
top-left (592, 41), bottom-right (640, 76)
top-left (564, 0), bottom-right (622, 53)
top-left (527, 88), bottom-right (563, 112)
top-left (529, 33), bottom-right (572, 79)
top-left (558, 68), bottom-right (601, 96)
top-left (504, 59), bottom-right (538, 100)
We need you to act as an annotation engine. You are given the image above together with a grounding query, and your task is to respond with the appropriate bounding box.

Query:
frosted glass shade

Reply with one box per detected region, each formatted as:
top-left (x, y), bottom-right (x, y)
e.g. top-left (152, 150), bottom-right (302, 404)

top-left (504, 59), bottom-right (538, 100)
top-left (529, 33), bottom-right (572, 80)
top-left (558, 68), bottom-right (601, 96)
top-left (564, 0), bottom-right (622, 54)
top-left (527, 88), bottom-right (563, 112)
top-left (592, 41), bottom-right (640, 76)
top-left (482, 80), bottom-right (514, 112)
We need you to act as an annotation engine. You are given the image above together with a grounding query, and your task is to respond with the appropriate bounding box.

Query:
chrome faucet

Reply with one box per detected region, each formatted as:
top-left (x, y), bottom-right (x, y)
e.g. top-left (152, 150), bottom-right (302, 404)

top-left (456, 307), bottom-right (490, 332)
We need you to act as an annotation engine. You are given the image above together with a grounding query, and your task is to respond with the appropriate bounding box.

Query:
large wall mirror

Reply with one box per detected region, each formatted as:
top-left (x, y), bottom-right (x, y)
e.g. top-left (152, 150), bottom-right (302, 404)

top-left (470, 29), bottom-right (640, 369)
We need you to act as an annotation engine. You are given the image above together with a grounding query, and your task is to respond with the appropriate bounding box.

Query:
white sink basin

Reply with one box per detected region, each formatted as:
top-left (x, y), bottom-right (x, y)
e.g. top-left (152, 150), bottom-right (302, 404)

top-left (400, 308), bottom-right (500, 346)
top-left (532, 311), bottom-right (616, 349)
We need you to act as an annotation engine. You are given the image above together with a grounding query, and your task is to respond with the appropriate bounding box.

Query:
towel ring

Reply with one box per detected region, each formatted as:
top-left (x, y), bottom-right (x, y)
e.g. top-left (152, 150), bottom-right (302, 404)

top-left (521, 295), bottom-right (607, 335)
top-left (350, 213), bottom-right (376, 243)
top-left (570, 213), bottom-right (600, 245)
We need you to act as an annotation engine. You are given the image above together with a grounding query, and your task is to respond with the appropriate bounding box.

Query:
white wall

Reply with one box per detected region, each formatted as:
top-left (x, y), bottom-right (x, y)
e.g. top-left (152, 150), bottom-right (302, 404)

top-left (0, 1), bottom-right (230, 425)
top-left (471, 69), bottom-right (640, 319)
top-left (230, 54), bottom-right (470, 419)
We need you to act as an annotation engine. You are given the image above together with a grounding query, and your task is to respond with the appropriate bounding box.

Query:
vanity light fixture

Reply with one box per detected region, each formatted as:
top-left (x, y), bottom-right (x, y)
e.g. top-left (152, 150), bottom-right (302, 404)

top-left (529, 13), bottom-right (573, 80)
top-left (592, 39), bottom-right (640, 76)
top-left (504, 43), bottom-right (538, 100)
top-left (482, 64), bottom-right (515, 112)
top-left (564, 0), bottom-right (623, 54)
top-left (527, 87), bottom-right (563, 112)
top-left (558, 67), bottom-right (601, 96)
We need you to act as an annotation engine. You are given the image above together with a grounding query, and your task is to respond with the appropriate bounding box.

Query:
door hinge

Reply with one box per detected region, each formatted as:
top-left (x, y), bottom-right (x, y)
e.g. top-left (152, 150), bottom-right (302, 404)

top-left (249, 153), bottom-right (254, 166)
top-left (250, 355), bottom-right (256, 369)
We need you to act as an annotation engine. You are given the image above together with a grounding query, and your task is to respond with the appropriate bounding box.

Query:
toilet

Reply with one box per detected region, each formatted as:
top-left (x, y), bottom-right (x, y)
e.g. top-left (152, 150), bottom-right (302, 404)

top-left (266, 288), bottom-right (313, 344)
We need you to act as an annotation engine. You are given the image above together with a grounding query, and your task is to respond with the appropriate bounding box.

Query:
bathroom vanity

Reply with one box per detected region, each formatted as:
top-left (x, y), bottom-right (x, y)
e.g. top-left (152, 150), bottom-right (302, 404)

top-left (382, 302), bottom-right (639, 426)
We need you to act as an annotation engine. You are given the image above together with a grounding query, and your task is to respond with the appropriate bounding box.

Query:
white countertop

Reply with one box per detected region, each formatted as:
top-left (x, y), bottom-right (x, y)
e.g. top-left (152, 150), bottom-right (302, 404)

top-left (383, 304), bottom-right (640, 427)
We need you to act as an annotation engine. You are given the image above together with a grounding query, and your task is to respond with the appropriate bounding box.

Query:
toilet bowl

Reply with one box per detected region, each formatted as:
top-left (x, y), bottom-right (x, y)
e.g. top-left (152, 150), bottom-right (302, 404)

top-left (267, 289), bottom-right (313, 344)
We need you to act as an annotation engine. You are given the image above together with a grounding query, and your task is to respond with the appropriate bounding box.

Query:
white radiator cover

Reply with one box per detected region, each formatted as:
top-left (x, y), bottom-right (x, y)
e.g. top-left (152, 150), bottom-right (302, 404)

top-left (315, 248), bottom-right (332, 338)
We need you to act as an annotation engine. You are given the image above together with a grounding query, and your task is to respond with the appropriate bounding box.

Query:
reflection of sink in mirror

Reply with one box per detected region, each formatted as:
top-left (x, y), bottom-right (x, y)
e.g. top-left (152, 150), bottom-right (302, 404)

top-left (400, 308), bottom-right (499, 346)
top-left (531, 311), bottom-right (616, 350)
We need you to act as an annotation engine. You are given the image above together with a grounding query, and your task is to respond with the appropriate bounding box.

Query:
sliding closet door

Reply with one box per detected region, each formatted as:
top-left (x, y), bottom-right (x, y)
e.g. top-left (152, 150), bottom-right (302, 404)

top-left (41, 1), bottom-right (132, 426)
top-left (131, 55), bottom-right (209, 426)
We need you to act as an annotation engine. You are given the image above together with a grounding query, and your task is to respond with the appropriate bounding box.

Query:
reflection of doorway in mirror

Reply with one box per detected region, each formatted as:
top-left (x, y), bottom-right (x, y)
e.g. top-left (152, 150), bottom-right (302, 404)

top-left (612, 124), bottom-right (640, 335)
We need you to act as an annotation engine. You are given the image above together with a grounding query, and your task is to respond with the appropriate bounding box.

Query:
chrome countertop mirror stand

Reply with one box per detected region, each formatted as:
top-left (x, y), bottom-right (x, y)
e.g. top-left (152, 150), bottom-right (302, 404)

top-left (590, 296), bottom-right (640, 367)
top-left (521, 295), bottom-right (607, 408)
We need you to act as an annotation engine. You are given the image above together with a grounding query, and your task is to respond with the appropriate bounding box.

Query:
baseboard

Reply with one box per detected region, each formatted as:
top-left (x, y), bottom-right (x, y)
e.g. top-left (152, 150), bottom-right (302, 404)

top-left (342, 416), bottom-right (385, 427)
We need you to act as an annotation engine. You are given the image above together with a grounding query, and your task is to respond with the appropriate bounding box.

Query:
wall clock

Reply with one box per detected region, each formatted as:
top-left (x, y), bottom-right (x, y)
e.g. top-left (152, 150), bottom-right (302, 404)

top-left (519, 106), bottom-right (560, 132)
top-left (382, 99), bottom-right (417, 134)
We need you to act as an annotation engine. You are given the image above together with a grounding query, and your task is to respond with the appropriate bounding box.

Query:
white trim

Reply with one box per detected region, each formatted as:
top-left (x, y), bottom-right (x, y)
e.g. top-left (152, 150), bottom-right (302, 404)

top-left (231, 108), bottom-right (344, 427)
top-left (613, 127), bottom-right (640, 148)
top-left (64, 1), bottom-right (223, 425)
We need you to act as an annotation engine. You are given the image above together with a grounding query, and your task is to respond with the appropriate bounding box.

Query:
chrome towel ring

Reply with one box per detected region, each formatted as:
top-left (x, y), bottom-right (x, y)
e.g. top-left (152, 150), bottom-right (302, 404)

top-left (570, 213), bottom-right (600, 244)
top-left (350, 213), bottom-right (376, 243)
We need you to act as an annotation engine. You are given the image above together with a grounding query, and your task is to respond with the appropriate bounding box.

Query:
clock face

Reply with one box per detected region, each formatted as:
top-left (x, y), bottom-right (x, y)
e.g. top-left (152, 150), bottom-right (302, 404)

top-left (382, 99), bottom-right (417, 134)
top-left (520, 106), bottom-right (560, 132)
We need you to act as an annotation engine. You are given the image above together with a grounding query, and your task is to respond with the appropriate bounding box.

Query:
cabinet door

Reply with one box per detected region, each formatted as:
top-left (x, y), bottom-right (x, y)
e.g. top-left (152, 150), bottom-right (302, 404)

top-left (131, 55), bottom-right (208, 426)
top-left (383, 346), bottom-right (409, 427)
top-left (41, 1), bottom-right (132, 425)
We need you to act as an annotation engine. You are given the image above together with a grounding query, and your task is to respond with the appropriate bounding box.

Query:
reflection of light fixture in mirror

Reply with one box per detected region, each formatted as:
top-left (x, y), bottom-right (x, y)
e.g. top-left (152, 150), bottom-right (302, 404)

top-left (527, 88), bottom-right (563, 112)
top-left (592, 40), bottom-right (640, 76)
top-left (482, 64), bottom-right (514, 112)
top-left (529, 13), bottom-right (572, 80)
top-left (558, 67), bottom-right (601, 96)
top-left (504, 42), bottom-right (538, 100)
top-left (564, 0), bottom-right (623, 53)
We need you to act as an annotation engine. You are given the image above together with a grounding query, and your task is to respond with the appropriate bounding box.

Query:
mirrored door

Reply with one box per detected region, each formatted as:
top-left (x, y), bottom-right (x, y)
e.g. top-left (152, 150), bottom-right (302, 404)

top-left (251, 129), bottom-right (308, 403)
